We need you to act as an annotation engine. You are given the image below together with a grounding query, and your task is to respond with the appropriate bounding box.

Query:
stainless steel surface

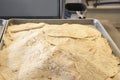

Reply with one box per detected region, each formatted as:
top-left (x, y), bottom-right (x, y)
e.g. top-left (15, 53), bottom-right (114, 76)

top-left (0, 19), bottom-right (6, 49)
top-left (87, 8), bottom-right (120, 21)
top-left (0, 0), bottom-right (64, 19)
top-left (1, 19), bottom-right (120, 57)
top-left (0, 19), bottom-right (6, 41)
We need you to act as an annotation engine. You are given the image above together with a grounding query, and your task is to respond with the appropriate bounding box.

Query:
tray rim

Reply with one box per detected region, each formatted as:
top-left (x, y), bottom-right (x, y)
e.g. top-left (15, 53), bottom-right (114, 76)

top-left (0, 19), bottom-right (6, 42)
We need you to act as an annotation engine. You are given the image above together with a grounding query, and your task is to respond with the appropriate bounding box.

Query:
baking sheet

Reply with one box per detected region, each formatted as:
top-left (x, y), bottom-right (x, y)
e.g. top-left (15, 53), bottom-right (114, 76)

top-left (1, 19), bottom-right (120, 57)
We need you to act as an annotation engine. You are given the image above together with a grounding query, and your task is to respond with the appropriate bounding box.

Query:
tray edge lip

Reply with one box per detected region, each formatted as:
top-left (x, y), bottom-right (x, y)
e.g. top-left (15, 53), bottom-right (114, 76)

top-left (0, 19), bottom-right (7, 49)
top-left (94, 19), bottom-right (120, 57)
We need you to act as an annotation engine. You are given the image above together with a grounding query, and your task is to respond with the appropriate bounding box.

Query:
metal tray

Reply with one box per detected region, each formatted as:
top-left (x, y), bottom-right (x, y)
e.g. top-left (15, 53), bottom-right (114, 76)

top-left (1, 19), bottom-right (120, 58)
top-left (0, 19), bottom-right (7, 49)
top-left (0, 19), bottom-right (6, 39)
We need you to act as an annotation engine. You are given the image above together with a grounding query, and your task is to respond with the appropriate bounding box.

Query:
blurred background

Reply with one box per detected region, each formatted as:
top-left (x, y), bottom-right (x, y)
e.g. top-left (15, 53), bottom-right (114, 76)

top-left (65, 0), bottom-right (120, 31)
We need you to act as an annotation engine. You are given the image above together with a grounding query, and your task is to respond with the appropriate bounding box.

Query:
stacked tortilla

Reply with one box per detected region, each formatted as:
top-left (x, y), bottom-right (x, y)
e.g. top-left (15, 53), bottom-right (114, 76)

top-left (0, 23), bottom-right (120, 80)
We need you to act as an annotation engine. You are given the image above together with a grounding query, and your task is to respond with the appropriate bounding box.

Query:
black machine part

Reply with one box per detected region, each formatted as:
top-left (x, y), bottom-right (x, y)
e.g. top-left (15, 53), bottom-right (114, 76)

top-left (65, 3), bottom-right (87, 19)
